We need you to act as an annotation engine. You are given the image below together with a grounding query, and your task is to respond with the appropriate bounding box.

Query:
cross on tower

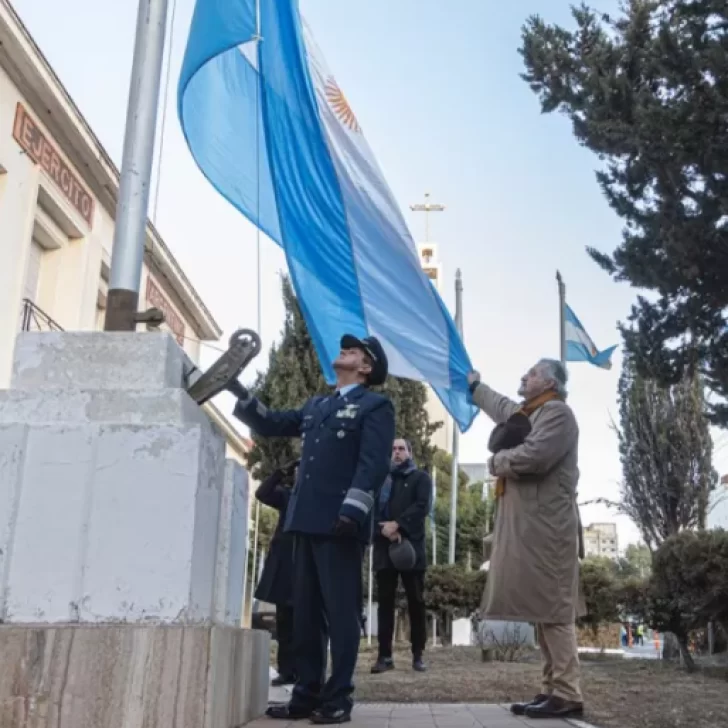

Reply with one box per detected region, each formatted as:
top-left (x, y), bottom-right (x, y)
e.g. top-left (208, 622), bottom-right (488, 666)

top-left (410, 192), bottom-right (445, 242)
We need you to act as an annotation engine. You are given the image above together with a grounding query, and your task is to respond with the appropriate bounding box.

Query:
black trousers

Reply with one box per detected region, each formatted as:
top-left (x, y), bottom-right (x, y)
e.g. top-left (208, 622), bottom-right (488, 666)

top-left (290, 534), bottom-right (364, 713)
top-left (275, 603), bottom-right (295, 678)
top-left (376, 569), bottom-right (427, 658)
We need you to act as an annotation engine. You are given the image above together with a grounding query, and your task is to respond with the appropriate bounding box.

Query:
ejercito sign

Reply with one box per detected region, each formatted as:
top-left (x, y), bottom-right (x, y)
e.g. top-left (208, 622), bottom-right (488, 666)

top-left (12, 103), bottom-right (95, 226)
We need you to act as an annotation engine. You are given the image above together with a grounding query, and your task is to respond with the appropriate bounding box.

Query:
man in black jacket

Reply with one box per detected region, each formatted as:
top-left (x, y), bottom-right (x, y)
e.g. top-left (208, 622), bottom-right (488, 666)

top-left (254, 459), bottom-right (299, 686)
top-left (371, 438), bottom-right (432, 674)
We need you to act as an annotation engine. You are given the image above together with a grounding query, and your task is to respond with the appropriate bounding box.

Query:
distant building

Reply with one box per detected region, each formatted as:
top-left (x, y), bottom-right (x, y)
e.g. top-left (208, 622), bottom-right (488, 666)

top-left (707, 475), bottom-right (728, 530)
top-left (461, 462), bottom-right (488, 484)
top-left (460, 463), bottom-right (494, 501)
top-left (417, 242), bottom-right (451, 453)
top-left (583, 522), bottom-right (619, 559)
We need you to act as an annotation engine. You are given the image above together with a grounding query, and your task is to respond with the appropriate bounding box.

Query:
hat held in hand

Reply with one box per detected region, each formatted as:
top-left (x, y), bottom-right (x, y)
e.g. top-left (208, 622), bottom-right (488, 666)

top-left (389, 536), bottom-right (417, 571)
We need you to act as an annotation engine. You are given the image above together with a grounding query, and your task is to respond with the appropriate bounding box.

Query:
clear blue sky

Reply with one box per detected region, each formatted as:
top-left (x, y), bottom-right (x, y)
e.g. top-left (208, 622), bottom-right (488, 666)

top-left (16, 0), bottom-right (725, 545)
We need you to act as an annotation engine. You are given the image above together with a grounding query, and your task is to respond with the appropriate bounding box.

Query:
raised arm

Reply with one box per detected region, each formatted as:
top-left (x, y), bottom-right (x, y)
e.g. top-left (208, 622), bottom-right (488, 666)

top-left (233, 396), bottom-right (304, 438)
top-left (255, 469), bottom-right (288, 511)
top-left (471, 382), bottom-right (520, 424)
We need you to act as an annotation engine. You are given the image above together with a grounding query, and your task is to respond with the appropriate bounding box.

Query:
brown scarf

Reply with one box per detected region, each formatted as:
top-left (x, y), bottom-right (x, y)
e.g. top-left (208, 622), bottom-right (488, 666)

top-left (493, 390), bottom-right (563, 498)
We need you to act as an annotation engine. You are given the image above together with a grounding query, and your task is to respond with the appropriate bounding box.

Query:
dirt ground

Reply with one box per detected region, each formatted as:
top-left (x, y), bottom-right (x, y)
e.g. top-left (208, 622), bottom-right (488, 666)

top-left (353, 646), bottom-right (728, 728)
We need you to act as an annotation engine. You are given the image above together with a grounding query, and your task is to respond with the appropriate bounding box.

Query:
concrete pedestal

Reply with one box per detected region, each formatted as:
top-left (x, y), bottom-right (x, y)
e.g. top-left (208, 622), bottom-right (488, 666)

top-left (0, 332), bottom-right (268, 727)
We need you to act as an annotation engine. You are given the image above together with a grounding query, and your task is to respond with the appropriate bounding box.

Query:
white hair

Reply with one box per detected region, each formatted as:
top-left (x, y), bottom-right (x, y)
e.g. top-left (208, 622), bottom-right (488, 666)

top-left (537, 358), bottom-right (568, 398)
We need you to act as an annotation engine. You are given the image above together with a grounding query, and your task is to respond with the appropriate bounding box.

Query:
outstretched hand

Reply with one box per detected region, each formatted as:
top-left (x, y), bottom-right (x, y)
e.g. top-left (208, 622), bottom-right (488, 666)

top-left (467, 370), bottom-right (481, 386)
top-left (227, 379), bottom-right (249, 400)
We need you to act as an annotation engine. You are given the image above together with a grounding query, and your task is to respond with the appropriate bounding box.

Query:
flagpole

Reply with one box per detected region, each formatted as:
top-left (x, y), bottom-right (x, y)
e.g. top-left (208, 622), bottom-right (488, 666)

top-left (105, 0), bottom-right (169, 331)
top-left (367, 541), bottom-right (374, 646)
top-left (431, 468), bottom-right (437, 566)
top-left (556, 270), bottom-right (566, 366)
top-left (431, 466), bottom-right (438, 647)
top-left (246, 0), bottom-right (264, 628)
top-left (448, 269), bottom-right (464, 565)
top-left (557, 270), bottom-right (585, 561)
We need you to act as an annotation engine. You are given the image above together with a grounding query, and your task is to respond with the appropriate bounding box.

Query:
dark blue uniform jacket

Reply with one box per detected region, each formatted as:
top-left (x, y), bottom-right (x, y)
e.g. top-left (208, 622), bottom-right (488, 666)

top-left (234, 385), bottom-right (395, 541)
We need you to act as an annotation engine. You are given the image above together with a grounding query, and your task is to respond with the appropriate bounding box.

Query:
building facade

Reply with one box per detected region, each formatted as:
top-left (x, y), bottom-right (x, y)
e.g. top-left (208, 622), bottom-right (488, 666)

top-left (460, 463), bottom-right (495, 500)
top-left (583, 522), bottom-right (619, 559)
top-left (0, 0), bottom-right (248, 464)
top-left (417, 242), bottom-right (452, 453)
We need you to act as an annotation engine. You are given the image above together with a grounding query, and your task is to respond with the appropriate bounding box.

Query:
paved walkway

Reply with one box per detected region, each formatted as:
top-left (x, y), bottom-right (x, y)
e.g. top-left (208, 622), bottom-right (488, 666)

top-left (261, 670), bottom-right (592, 727)
top-left (248, 702), bottom-right (590, 727)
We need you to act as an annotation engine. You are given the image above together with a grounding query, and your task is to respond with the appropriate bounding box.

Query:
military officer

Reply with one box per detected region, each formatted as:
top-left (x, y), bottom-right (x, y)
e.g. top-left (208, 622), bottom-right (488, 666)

top-left (229, 334), bottom-right (394, 725)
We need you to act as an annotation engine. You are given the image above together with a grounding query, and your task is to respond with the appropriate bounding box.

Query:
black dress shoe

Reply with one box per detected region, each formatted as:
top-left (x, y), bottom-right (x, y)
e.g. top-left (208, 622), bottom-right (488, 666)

top-left (510, 693), bottom-right (549, 716)
top-left (412, 657), bottom-right (427, 672)
top-left (370, 657), bottom-right (394, 674)
top-left (309, 706), bottom-right (352, 724)
top-left (265, 703), bottom-right (314, 720)
top-left (525, 695), bottom-right (584, 719)
top-left (271, 674), bottom-right (297, 687)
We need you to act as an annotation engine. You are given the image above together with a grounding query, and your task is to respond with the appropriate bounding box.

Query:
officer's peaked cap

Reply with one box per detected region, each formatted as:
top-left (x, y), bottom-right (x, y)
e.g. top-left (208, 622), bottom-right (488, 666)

top-left (389, 538), bottom-right (417, 571)
top-left (340, 334), bottom-right (388, 386)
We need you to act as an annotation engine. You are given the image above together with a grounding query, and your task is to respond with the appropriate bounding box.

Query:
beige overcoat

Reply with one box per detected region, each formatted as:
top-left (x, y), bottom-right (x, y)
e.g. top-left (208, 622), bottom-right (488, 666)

top-left (474, 383), bottom-right (581, 625)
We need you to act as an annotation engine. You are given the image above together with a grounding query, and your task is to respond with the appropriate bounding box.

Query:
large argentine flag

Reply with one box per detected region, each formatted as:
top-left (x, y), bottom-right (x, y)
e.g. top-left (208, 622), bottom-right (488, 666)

top-left (178, 0), bottom-right (477, 432)
top-left (565, 304), bottom-right (617, 370)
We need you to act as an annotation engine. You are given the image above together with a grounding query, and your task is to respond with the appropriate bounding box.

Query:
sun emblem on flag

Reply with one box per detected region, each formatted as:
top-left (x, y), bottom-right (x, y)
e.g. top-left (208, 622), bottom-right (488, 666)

top-left (325, 77), bottom-right (361, 133)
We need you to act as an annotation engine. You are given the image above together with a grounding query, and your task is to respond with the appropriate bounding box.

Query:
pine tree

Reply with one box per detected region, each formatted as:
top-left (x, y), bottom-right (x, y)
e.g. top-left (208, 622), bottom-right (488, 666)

top-left (603, 353), bottom-right (717, 551)
top-left (520, 1), bottom-right (728, 423)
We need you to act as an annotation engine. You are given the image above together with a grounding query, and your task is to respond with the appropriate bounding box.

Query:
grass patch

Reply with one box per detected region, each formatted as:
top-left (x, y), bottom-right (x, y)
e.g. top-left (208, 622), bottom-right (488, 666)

top-left (353, 646), bottom-right (728, 728)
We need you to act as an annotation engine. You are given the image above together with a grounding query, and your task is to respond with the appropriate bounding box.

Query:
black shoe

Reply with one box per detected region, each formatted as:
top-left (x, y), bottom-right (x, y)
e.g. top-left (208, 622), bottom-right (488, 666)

top-left (370, 657), bottom-right (394, 674)
top-left (510, 693), bottom-right (549, 716)
top-left (524, 695), bottom-right (584, 719)
top-left (309, 706), bottom-right (352, 724)
top-left (265, 703), bottom-right (314, 720)
top-left (412, 657), bottom-right (427, 672)
top-left (271, 674), bottom-right (297, 687)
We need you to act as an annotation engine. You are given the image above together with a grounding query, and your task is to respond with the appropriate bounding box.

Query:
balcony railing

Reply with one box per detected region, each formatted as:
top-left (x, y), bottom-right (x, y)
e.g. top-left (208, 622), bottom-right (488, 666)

top-left (20, 298), bottom-right (64, 333)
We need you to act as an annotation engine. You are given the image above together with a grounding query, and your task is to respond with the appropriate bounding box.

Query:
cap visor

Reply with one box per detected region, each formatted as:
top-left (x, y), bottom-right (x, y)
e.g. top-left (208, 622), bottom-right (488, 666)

top-left (341, 334), bottom-right (365, 351)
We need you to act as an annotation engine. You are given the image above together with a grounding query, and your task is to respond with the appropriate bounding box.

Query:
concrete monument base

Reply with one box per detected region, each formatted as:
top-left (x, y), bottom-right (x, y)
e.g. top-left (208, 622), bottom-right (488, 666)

top-left (0, 332), bottom-right (269, 727)
top-left (0, 624), bottom-right (269, 728)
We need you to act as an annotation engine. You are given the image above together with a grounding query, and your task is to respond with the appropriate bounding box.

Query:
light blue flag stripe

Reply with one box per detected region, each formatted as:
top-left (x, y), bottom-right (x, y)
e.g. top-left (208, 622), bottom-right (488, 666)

top-left (179, 0), bottom-right (477, 431)
top-left (564, 304), bottom-right (617, 369)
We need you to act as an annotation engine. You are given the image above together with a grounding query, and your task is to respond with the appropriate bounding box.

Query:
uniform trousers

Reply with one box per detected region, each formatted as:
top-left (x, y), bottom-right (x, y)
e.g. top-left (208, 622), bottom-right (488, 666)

top-left (275, 604), bottom-right (295, 678)
top-left (537, 622), bottom-right (582, 702)
top-left (290, 534), bottom-right (364, 713)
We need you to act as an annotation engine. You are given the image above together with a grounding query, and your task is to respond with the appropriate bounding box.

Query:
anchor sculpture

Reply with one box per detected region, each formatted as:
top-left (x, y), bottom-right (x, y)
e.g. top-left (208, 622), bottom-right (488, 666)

top-left (186, 328), bottom-right (262, 405)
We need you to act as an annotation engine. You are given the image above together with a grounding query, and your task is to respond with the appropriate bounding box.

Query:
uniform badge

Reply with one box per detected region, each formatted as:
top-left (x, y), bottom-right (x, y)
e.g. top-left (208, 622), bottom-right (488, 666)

top-left (335, 404), bottom-right (359, 419)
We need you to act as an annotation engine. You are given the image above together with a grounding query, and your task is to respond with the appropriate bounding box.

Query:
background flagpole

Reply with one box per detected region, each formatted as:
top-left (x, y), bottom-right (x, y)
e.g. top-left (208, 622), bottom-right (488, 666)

top-left (448, 269), bottom-right (464, 564)
top-left (367, 540), bottom-right (374, 646)
top-left (557, 270), bottom-right (566, 366)
top-left (431, 467), bottom-right (438, 647)
top-left (431, 468), bottom-right (437, 567)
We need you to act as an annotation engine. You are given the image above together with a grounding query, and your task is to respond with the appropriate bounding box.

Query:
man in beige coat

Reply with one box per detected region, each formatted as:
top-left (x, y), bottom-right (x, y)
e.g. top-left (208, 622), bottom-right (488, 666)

top-left (468, 359), bottom-right (583, 720)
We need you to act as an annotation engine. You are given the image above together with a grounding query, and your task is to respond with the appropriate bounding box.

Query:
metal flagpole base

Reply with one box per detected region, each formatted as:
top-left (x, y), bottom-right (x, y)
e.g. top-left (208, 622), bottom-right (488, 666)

top-left (186, 329), bottom-right (261, 405)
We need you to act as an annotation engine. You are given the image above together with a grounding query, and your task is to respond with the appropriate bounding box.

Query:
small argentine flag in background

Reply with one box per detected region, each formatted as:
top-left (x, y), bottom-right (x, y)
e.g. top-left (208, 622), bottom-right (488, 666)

top-left (564, 304), bottom-right (617, 370)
